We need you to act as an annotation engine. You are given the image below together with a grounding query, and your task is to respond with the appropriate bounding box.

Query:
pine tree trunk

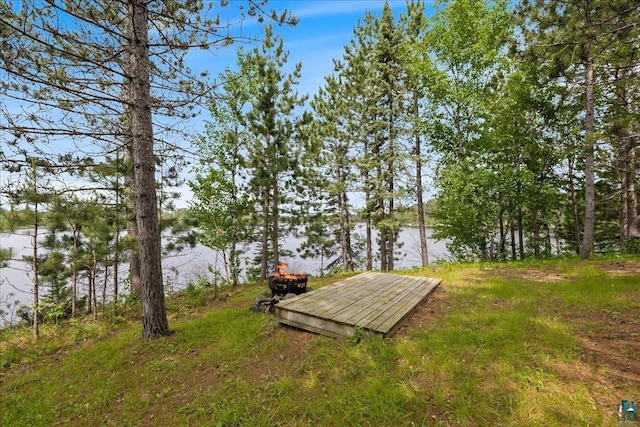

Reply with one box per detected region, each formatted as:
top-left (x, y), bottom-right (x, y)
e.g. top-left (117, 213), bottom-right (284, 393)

top-left (272, 179), bottom-right (280, 269)
top-left (387, 113), bottom-right (395, 272)
top-left (628, 143), bottom-right (639, 238)
top-left (123, 15), bottom-right (141, 300)
top-left (128, 0), bottom-right (169, 339)
top-left (125, 151), bottom-right (142, 297)
top-left (32, 176), bottom-right (39, 340)
top-left (114, 211), bottom-right (120, 309)
top-left (114, 151), bottom-right (121, 308)
top-left (616, 68), bottom-right (639, 243)
top-left (388, 196), bottom-right (395, 271)
top-left (92, 255), bottom-right (98, 321)
top-left (581, 52), bottom-right (596, 260)
top-left (87, 270), bottom-right (93, 314)
top-left (543, 217), bottom-right (552, 255)
top-left (619, 135), bottom-right (639, 242)
top-left (340, 191), bottom-right (349, 270)
top-left (260, 189), bottom-right (270, 280)
top-left (71, 229), bottom-right (78, 317)
top-left (102, 264), bottom-right (109, 310)
top-left (518, 208), bottom-right (524, 260)
top-left (509, 215), bottom-right (516, 260)
top-left (568, 158), bottom-right (582, 254)
top-left (498, 205), bottom-right (505, 259)
top-left (366, 219), bottom-right (373, 271)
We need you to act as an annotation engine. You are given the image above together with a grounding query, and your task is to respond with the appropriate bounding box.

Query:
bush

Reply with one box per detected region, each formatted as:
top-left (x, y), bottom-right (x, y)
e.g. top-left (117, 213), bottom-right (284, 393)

top-left (622, 236), bottom-right (640, 255)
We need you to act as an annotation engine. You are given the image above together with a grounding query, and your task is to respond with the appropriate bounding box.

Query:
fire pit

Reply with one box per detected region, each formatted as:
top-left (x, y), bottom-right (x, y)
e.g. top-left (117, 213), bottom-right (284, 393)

top-left (268, 262), bottom-right (308, 296)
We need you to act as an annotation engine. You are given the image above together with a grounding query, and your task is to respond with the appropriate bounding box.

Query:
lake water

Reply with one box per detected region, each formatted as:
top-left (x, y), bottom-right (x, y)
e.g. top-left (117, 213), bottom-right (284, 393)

top-left (0, 227), bottom-right (450, 326)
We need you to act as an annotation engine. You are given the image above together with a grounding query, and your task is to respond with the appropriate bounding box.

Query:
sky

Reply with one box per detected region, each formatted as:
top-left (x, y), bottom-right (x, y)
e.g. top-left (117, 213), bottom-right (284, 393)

top-left (230, 0), bottom-right (436, 99)
top-left (264, 1), bottom-right (432, 96)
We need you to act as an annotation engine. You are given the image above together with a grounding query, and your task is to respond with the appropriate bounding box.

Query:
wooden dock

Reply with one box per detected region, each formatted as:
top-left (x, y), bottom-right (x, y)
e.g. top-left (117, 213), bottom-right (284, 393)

top-left (273, 272), bottom-right (441, 338)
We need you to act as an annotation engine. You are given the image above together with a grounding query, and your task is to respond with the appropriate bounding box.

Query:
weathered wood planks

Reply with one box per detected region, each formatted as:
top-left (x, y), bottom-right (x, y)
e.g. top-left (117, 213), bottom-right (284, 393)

top-left (273, 272), bottom-right (441, 338)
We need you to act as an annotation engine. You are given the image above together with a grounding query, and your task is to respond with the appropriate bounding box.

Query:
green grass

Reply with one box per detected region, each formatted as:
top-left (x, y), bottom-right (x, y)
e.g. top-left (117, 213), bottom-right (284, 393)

top-left (1, 257), bottom-right (639, 426)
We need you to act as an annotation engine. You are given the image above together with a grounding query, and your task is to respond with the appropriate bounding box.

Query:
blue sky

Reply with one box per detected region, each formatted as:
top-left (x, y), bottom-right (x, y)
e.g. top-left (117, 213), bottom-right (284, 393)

top-left (209, 0), bottom-right (437, 99)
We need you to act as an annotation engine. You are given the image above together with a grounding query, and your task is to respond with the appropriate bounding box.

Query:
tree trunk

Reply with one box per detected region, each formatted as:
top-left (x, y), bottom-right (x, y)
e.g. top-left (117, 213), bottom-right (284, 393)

top-left (125, 154), bottom-right (142, 298)
top-left (387, 115), bottom-right (395, 272)
top-left (517, 207), bottom-right (524, 260)
top-left (509, 214), bottom-right (516, 260)
top-left (128, 0), bottom-right (169, 339)
top-left (619, 132), bottom-right (639, 243)
top-left (87, 269), bottom-right (94, 315)
top-left (581, 52), bottom-right (596, 260)
top-left (620, 148), bottom-right (629, 241)
top-left (568, 158), bottom-right (582, 254)
top-left (230, 136), bottom-right (240, 286)
top-left (114, 150), bottom-right (121, 309)
top-left (114, 224), bottom-right (119, 311)
top-left (498, 205), bottom-right (506, 259)
top-left (388, 197), bottom-right (395, 272)
top-left (413, 95), bottom-right (429, 267)
top-left (31, 164), bottom-right (39, 340)
top-left (380, 203), bottom-right (388, 272)
top-left (340, 190), bottom-right (350, 270)
top-left (260, 189), bottom-right (270, 280)
top-left (532, 208), bottom-right (540, 258)
top-left (366, 218), bottom-right (373, 271)
top-left (543, 216), bottom-right (552, 255)
top-left (627, 142), bottom-right (639, 238)
top-left (92, 254), bottom-right (98, 321)
top-left (616, 67), bottom-right (639, 243)
top-left (102, 264), bottom-right (109, 310)
top-left (272, 178), bottom-right (280, 269)
top-left (71, 228), bottom-right (78, 318)
top-left (123, 13), bottom-right (142, 300)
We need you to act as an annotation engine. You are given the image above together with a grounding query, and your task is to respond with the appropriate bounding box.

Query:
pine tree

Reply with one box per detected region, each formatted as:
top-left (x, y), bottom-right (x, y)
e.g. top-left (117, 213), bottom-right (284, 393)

top-left (1, 1), bottom-right (296, 338)
top-left (242, 25), bottom-right (310, 279)
top-left (516, 0), bottom-right (640, 259)
top-left (310, 73), bottom-right (357, 272)
top-left (339, 12), bottom-right (380, 270)
top-left (401, 0), bottom-right (431, 267)
top-left (339, 7), bottom-right (409, 271)
top-left (373, 3), bottom-right (407, 271)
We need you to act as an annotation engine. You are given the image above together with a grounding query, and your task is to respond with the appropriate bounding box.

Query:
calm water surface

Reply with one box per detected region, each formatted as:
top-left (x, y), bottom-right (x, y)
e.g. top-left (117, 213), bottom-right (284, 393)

top-left (0, 227), bottom-right (450, 325)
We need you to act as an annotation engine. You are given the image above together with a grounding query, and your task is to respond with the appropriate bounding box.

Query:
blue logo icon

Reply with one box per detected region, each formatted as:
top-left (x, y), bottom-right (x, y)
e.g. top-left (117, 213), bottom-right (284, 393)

top-left (618, 400), bottom-right (638, 425)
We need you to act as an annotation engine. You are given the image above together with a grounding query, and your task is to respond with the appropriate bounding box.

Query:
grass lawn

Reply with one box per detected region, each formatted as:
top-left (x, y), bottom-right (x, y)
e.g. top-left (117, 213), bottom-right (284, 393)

top-left (1, 257), bottom-right (639, 426)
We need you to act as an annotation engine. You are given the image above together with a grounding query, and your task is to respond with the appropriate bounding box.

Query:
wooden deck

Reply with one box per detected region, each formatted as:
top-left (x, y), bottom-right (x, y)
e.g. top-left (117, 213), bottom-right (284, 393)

top-left (273, 272), bottom-right (441, 338)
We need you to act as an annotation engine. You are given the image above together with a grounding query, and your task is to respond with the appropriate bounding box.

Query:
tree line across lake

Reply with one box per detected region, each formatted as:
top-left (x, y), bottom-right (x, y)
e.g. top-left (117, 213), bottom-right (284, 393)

top-left (1, 0), bottom-right (638, 339)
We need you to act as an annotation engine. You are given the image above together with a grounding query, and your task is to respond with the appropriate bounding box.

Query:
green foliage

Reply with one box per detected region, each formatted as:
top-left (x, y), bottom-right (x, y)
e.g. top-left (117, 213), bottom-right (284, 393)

top-left (622, 237), bottom-right (640, 255)
top-left (514, 0), bottom-right (640, 259)
top-left (189, 62), bottom-right (253, 263)
top-left (0, 247), bottom-right (10, 269)
top-left (432, 160), bottom-right (501, 261)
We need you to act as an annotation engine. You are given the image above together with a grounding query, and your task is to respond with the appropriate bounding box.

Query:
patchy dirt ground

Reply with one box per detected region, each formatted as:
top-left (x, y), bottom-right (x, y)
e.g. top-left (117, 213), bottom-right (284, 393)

top-left (396, 262), bottom-right (640, 421)
top-left (595, 260), bottom-right (640, 276)
top-left (394, 283), bottom-right (448, 338)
